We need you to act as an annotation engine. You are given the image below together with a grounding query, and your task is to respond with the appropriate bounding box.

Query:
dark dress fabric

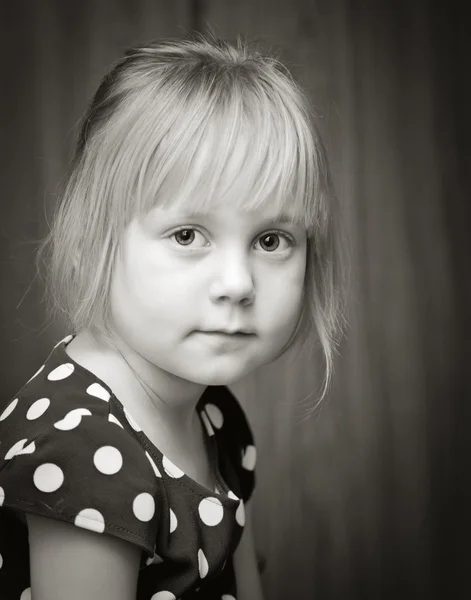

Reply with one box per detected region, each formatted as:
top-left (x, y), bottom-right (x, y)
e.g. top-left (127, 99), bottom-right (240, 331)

top-left (0, 334), bottom-right (256, 600)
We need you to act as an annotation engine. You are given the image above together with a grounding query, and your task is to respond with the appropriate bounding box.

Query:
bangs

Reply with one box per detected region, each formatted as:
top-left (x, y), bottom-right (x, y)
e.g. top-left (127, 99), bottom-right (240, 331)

top-left (126, 75), bottom-right (323, 232)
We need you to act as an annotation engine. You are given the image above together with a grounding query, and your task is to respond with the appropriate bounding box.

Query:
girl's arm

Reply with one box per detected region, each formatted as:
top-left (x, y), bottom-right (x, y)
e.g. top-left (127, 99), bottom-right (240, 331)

top-left (27, 512), bottom-right (141, 600)
top-left (233, 500), bottom-right (265, 600)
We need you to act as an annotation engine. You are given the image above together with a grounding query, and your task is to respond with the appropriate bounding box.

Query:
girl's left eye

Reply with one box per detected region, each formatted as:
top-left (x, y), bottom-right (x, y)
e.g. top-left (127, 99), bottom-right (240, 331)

top-left (169, 227), bottom-right (294, 252)
top-left (254, 231), bottom-right (294, 253)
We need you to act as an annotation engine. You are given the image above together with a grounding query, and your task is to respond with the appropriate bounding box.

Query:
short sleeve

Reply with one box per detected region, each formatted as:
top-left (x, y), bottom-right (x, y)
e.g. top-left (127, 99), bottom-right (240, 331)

top-left (200, 386), bottom-right (257, 504)
top-left (0, 411), bottom-right (163, 557)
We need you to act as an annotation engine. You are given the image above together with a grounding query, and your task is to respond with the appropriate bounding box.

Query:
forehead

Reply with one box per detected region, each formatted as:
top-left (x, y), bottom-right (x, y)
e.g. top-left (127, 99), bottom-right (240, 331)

top-left (130, 90), bottom-right (314, 231)
top-left (145, 203), bottom-right (305, 227)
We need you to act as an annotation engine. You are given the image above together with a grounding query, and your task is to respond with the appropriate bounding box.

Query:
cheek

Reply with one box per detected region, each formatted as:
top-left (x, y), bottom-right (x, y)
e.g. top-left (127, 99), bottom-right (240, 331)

top-left (268, 254), bottom-right (306, 300)
top-left (110, 252), bottom-right (155, 317)
top-left (259, 265), bottom-right (305, 326)
top-left (114, 253), bottom-right (198, 318)
top-left (268, 282), bottom-right (303, 319)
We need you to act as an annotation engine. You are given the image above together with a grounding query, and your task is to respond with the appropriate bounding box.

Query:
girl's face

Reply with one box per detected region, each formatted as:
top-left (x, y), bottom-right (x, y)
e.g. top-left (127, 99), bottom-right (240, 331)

top-left (108, 203), bottom-right (307, 387)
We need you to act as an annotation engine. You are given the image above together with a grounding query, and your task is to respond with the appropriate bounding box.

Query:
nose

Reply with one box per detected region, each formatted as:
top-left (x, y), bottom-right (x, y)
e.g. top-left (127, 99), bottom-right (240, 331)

top-left (209, 252), bottom-right (256, 306)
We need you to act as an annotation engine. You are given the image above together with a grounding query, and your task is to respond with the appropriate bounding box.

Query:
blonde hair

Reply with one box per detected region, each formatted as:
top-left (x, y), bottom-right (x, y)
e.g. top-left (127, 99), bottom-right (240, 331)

top-left (36, 29), bottom-right (350, 410)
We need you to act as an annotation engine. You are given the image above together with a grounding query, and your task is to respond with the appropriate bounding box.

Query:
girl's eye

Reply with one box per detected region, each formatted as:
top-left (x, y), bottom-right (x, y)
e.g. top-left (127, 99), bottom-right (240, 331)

top-left (255, 231), bottom-right (294, 253)
top-left (171, 228), bottom-right (208, 247)
top-left (169, 228), bottom-right (294, 252)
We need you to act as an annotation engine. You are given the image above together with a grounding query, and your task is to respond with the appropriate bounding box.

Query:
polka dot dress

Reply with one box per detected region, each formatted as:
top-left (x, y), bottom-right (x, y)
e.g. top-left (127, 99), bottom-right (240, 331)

top-left (0, 335), bottom-right (256, 599)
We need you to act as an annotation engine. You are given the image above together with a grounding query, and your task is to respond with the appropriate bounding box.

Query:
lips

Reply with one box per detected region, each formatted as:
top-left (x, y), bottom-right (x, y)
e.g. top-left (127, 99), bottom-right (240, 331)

top-left (203, 331), bottom-right (254, 337)
top-left (196, 331), bottom-right (255, 346)
top-left (203, 329), bottom-right (254, 336)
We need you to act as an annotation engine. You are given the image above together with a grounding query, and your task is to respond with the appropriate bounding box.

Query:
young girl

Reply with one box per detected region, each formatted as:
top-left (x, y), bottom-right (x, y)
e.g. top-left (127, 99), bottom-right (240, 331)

top-left (0, 30), bottom-right (347, 600)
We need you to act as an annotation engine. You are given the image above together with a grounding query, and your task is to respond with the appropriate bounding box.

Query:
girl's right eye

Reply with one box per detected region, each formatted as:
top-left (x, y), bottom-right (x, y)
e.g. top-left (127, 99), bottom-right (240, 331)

top-left (169, 227), bottom-right (209, 248)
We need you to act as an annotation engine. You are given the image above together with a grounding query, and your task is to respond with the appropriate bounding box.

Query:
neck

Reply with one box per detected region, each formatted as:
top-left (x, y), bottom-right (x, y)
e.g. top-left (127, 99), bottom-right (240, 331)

top-left (69, 329), bottom-right (207, 435)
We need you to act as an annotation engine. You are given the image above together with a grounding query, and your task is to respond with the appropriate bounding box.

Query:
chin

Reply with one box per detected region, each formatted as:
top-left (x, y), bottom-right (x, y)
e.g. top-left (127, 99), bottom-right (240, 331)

top-left (184, 363), bottom-right (258, 387)
top-left (206, 373), bottom-right (247, 386)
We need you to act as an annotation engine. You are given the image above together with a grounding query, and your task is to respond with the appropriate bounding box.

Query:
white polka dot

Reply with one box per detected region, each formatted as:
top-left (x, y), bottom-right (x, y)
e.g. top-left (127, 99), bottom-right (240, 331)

top-left (150, 592), bottom-right (176, 600)
top-left (54, 408), bottom-right (92, 430)
top-left (222, 595), bottom-right (236, 600)
top-left (169, 508), bottom-right (178, 533)
top-left (108, 414), bottom-right (124, 428)
top-left (93, 446), bottom-right (123, 475)
top-left (242, 445), bottom-right (257, 470)
top-left (200, 410), bottom-right (215, 436)
top-left (26, 398), bottom-right (50, 420)
top-left (204, 403), bottom-right (224, 429)
top-left (4, 439), bottom-right (26, 460)
top-left (228, 490), bottom-right (239, 501)
top-left (236, 500), bottom-right (245, 527)
top-left (86, 383), bottom-right (111, 401)
top-left (26, 365), bottom-right (44, 384)
top-left (146, 452), bottom-right (162, 477)
top-left (0, 486), bottom-right (4, 506)
top-left (20, 588), bottom-right (31, 600)
top-left (15, 441), bottom-right (36, 457)
top-left (0, 398), bottom-right (18, 421)
top-left (75, 508), bottom-right (105, 533)
top-left (133, 493), bottom-right (155, 522)
top-left (123, 408), bottom-right (142, 431)
top-left (5, 439), bottom-right (34, 460)
top-left (47, 363), bottom-right (75, 381)
top-left (198, 548), bottom-right (209, 578)
top-left (33, 463), bottom-right (64, 493)
top-left (162, 456), bottom-right (184, 478)
top-left (198, 497), bottom-right (224, 526)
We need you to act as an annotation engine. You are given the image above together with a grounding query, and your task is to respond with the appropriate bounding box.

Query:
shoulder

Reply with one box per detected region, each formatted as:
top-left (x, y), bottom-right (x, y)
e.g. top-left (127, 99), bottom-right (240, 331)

top-left (0, 334), bottom-right (114, 438)
top-left (0, 351), bottom-right (162, 556)
top-left (0, 343), bottom-right (148, 482)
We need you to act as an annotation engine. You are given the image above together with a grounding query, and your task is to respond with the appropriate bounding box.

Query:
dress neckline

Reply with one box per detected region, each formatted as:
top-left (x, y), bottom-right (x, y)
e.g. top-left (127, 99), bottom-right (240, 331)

top-left (57, 334), bottom-right (239, 506)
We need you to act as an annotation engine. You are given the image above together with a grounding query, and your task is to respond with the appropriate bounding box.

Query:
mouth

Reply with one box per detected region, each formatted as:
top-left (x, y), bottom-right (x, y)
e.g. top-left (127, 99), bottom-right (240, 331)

top-left (196, 331), bottom-right (256, 346)
top-left (203, 331), bottom-right (255, 337)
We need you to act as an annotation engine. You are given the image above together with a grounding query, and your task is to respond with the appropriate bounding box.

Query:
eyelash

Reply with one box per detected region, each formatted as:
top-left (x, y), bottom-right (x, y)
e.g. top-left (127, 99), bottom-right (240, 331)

top-left (168, 226), bottom-right (296, 252)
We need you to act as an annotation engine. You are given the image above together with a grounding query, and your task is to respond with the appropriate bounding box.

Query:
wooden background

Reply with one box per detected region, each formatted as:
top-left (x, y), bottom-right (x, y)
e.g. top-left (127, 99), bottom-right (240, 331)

top-left (1, 1), bottom-right (469, 598)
